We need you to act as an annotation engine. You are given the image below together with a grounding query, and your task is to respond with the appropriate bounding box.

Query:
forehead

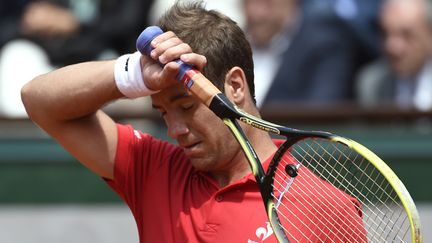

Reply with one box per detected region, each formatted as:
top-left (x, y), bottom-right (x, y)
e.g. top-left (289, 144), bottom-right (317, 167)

top-left (244, 0), bottom-right (289, 6)
top-left (244, 0), bottom-right (291, 12)
top-left (151, 83), bottom-right (192, 107)
top-left (381, 1), bottom-right (426, 28)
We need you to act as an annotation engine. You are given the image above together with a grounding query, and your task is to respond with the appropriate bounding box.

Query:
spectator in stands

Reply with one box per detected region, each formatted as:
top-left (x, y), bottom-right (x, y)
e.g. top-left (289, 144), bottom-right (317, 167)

top-left (302, 0), bottom-right (382, 66)
top-left (243, 0), bottom-right (361, 107)
top-left (0, 0), bottom-right (154, 117)
top-left (0, 1), bottom-right (28, 48)
top-left (356, 0), bottom-right (432, 111)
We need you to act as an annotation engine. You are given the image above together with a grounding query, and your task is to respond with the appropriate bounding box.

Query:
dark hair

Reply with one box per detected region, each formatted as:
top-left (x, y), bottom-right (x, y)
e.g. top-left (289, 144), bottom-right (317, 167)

top-left (158, 1), bottom-right (256, 103)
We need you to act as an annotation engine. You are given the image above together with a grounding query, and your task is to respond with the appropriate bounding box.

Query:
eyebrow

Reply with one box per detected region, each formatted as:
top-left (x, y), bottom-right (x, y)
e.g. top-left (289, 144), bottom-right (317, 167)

top-left (152, 92), bottom-right (192, 109)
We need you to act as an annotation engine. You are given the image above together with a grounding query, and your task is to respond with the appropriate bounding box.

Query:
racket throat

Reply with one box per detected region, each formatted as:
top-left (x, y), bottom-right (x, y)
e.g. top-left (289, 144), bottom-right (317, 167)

top-left (209, 93), bottom-right (241, 119)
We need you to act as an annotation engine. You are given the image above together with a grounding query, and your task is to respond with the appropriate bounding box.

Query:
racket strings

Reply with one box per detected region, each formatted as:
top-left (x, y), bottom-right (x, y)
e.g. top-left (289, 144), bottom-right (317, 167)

top-left (345, 160), bottom-right (408, 238)
top-left (296, 142), bottom-right (387, 216)
top-left (271, 181), bottom-right (343, 242)
top-left (302, 140), bottom-right (405, 219)
top-left (298, 139), bottom-right (410, 242)
top-left (278, 140), bottom-right (368, 242)
top-left (320, 140), bottom-right (405, 242)
top-left (274, 169), bottom-right (363, 243)
top-left (272, 155), bottom-right (367, 242)
top-left (286, 157), bottom-right (368, 242)
top-left (270, 194), bottom-right (322, 242)
top-left (271, 170), bottom-right (325, 241)
top-left (272, 172), bottom-right (362, 242)
top-left (337, 159), bottom-right (409, 241)
top-left (296, 147), bottom-right (402, 242)
top-left (307, 140), bottom-right (396, 207)
top-left (270, 137), bottom-right (411, 242)
top-left (298, 142), bottom-right (395, 221)
top-left (297, 168), bottom-right (367, 242)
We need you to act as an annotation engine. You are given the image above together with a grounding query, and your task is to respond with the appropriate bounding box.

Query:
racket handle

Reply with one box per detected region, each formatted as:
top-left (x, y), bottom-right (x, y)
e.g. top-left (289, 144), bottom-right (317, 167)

top-left (136, 26), bottom-right (221, 106)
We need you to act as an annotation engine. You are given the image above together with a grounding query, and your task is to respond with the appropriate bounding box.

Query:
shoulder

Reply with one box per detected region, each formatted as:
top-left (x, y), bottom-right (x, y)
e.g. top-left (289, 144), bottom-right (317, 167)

top-left (115, 123), bottom-right (186, 176)
top-left (299, 11), bottom-right (348, 39)
top-left (287, 12), bottom-right (354, 61)
top-left (355, 59), bottom-right (395, 105)
top-left (113, 123), bottom-right (192, 189)
top-left (116, 123), bottom-right (181, 159)
top-left (358, 59), bottom-right (392, 79)
top-left (356, 59), bottom-right (393, 91)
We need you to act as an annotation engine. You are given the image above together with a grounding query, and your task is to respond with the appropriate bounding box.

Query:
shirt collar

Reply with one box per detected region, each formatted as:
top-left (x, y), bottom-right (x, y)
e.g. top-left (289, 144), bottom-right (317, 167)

top-left (242, 139), bottom-right (286, 182)
top-left (194, 139), bottom-right (287, 189)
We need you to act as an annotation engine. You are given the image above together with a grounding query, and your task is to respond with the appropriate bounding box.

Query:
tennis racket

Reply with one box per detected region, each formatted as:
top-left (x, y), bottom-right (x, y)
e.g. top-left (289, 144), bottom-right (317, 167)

top-left (136, 26), bottom-right (422, 243)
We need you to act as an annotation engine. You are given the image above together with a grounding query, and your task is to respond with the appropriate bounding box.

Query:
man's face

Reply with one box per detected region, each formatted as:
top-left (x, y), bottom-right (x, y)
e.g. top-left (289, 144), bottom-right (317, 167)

top-left (244, 0), bottom-right (294, 47)
top-left (151, 83), bottom-right (241, 172)
top-left (381, 1), bottom-right (432, 77)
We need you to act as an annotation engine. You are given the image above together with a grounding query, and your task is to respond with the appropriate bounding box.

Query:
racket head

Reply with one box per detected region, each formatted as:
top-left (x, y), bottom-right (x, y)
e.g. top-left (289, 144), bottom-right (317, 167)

top-left (264, 134), bottom-right (422, 243)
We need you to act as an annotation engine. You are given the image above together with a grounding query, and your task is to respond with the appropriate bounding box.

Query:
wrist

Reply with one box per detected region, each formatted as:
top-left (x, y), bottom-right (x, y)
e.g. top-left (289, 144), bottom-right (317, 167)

top-left (114, 51), bottom-right (159, 98)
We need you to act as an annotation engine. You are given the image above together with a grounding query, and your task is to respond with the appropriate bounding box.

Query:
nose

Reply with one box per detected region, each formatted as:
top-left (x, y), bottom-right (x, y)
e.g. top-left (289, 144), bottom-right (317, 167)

top-left (385, 35), bottom-right (405, 58)
top-left (166, 114), bottom-right (189, 139)
top-left (245, 0), bottom-right (268, 21)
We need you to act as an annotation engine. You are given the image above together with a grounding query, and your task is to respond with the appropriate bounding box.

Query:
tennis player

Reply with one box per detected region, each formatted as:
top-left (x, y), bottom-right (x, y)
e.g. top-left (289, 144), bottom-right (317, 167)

top-left (22, 1), bottom-right (365, 242)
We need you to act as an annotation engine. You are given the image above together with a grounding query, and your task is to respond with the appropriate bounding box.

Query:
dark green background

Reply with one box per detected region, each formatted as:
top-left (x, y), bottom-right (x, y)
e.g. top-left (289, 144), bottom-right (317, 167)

top-left (0, 119), bottom-right (431, 204)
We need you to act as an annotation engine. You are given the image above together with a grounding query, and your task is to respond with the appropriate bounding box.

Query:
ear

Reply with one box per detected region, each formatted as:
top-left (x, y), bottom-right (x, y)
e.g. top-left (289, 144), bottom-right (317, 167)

top-left (224, 67), bottom-right (249, 106)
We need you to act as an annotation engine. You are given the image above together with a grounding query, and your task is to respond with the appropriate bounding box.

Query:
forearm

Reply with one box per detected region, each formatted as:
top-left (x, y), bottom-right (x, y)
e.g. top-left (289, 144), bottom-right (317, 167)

top-left (21, 60), bottom-right (123, 124)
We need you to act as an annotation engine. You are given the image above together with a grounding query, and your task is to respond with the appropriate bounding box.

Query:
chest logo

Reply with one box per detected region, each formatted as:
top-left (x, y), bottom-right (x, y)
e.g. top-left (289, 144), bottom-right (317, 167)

top-left (248, 222), bottom-right (274, 243)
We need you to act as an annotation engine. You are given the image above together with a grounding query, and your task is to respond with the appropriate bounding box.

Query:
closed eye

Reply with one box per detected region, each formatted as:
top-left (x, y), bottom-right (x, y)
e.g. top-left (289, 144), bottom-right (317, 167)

top-left (181, 102), bottom-right (194, 111)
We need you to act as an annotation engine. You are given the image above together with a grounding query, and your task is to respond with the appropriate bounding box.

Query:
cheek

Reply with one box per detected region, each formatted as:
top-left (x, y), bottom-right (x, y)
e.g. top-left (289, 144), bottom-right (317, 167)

top-left (402, 37), bottom-right (429, 69)
top-left (218, 128), bottom-right (242, 163)
top-left (191, 105), bottom-right (240, 159)
top-left (205, 121), bottom-right (239, 158)
top-left (207, 121), bottom-right (236, 149)
top-left (385, 35), bottom-right (406, 56)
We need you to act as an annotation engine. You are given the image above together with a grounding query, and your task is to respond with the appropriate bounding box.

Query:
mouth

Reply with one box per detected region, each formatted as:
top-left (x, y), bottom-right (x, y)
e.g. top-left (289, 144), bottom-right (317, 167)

top-left (182, 141), bottom-right (202, 157)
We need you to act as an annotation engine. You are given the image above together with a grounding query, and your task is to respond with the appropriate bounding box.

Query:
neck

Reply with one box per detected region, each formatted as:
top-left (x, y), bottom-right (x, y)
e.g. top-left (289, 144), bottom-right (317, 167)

top-left (244, 124), bottom-right (278, 166)
top-left (242, 105), bottom-right (279, 163)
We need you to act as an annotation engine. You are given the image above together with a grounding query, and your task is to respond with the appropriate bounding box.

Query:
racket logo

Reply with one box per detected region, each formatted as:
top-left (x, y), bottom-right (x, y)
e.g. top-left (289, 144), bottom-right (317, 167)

top-left (240, 117), bottom-right (280, 134)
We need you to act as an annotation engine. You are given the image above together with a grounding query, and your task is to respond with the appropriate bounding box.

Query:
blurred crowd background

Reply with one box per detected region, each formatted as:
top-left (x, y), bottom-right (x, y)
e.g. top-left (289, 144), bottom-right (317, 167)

top-left (0, 0), bottom-right (431, 242)
top-left (1, 0), bottom-right (432, 116)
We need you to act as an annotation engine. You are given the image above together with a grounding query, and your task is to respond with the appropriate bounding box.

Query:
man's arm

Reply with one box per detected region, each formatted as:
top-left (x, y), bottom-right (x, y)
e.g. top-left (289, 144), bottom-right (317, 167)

top-left (21, 60), bottom-right (122, 179)
top-left (21, 30), bottom-right (207, 180)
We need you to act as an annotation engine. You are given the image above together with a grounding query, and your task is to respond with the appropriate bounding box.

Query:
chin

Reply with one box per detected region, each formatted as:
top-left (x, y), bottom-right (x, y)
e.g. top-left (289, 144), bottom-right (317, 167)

top-left (189, 157), bottom-right (215, 172)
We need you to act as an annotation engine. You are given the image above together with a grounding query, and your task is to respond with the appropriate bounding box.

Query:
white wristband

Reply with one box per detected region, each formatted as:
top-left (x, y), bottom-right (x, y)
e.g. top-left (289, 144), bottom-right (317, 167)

top-left (114, 51), bottom-right (159, 98)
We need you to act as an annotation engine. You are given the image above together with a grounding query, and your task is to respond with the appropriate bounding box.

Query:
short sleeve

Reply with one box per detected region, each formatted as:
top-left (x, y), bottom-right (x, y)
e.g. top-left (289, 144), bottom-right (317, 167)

top-left (104, 123), bottom-right (180, 207)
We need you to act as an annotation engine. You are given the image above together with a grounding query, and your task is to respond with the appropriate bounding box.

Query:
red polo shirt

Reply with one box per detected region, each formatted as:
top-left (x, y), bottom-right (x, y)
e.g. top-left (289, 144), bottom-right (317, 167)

top-left (105, 124), bottom-right (366, 243)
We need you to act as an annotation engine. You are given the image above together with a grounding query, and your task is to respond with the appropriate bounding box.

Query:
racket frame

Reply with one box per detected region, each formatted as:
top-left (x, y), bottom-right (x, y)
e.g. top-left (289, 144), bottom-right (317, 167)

top-left (210, 93), bottom-right (422, 243)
